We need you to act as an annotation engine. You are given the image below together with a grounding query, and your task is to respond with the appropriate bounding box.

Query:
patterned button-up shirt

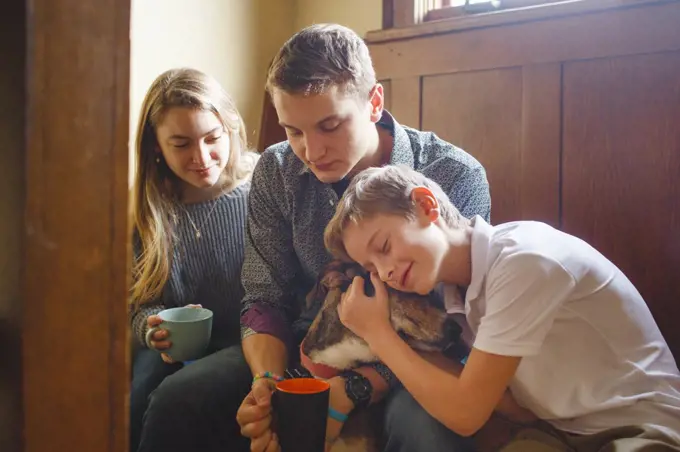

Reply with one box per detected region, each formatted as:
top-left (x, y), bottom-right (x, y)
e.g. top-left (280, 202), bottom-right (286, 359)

top-left (240, 111), bottom-right (491, 358)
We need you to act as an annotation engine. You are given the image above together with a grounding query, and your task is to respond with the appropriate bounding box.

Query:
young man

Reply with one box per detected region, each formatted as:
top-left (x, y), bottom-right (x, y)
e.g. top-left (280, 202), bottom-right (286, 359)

top-left (324, 164), bottom-right (680, 451)
top-left (235, 24), bottom-right (491, 452)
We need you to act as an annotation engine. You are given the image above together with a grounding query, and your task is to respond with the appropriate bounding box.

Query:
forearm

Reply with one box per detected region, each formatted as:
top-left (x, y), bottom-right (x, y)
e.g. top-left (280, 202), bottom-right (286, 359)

top-left (240, 301), bottom-right (295, 376)
top-left (130, 302), bottom-right (165, 346)
top-left (241, 333), bottom-right (288, 377)
top-left (418, 350), bottom-right (534, 422)
top-left (369, 330), bottom-right (493, 436)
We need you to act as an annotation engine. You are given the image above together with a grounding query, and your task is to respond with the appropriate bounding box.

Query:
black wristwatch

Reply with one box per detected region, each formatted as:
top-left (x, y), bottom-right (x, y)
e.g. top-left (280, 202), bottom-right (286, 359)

top-left (339, 370), bottom-right (373, 410)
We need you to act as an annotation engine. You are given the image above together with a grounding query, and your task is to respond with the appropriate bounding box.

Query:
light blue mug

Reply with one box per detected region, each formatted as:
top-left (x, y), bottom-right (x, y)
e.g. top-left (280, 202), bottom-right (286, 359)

top-left (145, 306), bottom-right (213, 362)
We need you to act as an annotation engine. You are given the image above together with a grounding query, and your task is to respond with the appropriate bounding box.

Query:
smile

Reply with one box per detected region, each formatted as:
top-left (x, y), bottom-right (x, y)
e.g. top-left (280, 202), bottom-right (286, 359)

top-left (400, 263), bottom-right (412, 288)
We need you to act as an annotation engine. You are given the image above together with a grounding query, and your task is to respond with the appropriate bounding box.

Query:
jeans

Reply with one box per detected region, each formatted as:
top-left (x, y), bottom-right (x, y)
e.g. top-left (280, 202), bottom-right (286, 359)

top-left (383, 387), bottom-right (476, 452)
top-left (133, 343), bottom-right (474, 452)
top-left (135, 344), bottom-right (252, 452)
top-left (130, 347), bottom-right (182, 452)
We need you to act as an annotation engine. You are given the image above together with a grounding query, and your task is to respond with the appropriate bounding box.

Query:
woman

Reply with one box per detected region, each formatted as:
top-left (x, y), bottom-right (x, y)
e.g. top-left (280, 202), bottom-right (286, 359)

top-left (129, 67), bottom-right (257, 452)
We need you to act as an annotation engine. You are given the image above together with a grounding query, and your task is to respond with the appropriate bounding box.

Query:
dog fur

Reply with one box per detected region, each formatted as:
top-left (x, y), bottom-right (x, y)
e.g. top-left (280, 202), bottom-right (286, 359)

top-left (302, 260), bottom-right (462, 371)
top-left (300, 260), bottom-right (463, 452)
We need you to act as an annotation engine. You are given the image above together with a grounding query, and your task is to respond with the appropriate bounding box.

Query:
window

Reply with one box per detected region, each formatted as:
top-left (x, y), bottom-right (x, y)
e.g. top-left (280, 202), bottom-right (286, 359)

top-left (382, 0), bottom-right (570, 28)
top-left (425, 0), bottom-right (567, 21)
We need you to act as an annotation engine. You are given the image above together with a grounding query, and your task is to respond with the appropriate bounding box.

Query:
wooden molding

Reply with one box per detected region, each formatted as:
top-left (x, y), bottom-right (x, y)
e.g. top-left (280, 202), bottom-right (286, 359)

top-left (368, 0), bottom-right (675, 43)
top-left (23, 1), bottom-right (131, 451)
top-left (368, 1), bottom-right (680, 79)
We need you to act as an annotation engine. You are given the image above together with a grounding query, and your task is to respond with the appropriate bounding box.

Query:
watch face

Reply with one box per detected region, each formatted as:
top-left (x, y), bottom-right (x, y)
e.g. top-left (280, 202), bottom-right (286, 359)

top-left (350, 376), bottom-right (371, 397)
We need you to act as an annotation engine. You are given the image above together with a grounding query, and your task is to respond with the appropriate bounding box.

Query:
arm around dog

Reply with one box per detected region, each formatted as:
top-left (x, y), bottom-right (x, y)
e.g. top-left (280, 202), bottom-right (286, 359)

top-left (371, 332), bottom-right (522, 436)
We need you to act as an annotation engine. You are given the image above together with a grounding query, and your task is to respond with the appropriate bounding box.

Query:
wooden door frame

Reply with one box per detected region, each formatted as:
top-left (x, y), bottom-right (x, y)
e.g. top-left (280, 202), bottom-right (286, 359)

top-left (22, 1), bottom-right (131, 451)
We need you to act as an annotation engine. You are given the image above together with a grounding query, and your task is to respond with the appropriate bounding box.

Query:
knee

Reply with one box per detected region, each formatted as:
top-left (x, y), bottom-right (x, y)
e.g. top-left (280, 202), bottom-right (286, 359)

top-left (146, 371), bottom-right (194, 416)
top-left (383, 389), bottom-right (475, 452)
top-left (146, 356), bottom-right (250, 419)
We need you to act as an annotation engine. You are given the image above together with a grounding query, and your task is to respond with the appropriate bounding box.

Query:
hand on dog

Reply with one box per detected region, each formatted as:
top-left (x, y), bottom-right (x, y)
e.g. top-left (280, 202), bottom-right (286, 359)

top-left (338, 272), bottom-right (392, 344)
top-left (147, 304), bottom-right (202, 364)
top-left (236, 378), bottom-right (280, 452)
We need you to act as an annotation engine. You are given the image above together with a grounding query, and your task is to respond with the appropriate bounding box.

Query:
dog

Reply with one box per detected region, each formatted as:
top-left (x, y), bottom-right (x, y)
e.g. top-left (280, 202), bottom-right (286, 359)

top-left (298, 260), bottom-right (464, 452)
top-left (301, 260), bottom-right (463, 373)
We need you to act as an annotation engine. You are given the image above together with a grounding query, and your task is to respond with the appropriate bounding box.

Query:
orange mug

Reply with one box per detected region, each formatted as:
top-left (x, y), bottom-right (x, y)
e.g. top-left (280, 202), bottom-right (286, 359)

top-left (273, 378), bottom-right (330, 452)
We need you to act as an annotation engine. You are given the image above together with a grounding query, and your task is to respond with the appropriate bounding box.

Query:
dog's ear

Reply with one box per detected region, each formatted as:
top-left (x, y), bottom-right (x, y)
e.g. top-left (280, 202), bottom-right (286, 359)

top-left (305, 276), bottom-right (329, 310)
top-left (305, 267), bottom-right (350, 309)
top-left (343, 264), bottom-right (375, 296)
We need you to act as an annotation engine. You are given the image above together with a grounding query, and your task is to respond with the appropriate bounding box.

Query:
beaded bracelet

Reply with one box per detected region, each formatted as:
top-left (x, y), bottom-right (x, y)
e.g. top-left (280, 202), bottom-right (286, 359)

top-left (252, 371), bottom-right (284, 385)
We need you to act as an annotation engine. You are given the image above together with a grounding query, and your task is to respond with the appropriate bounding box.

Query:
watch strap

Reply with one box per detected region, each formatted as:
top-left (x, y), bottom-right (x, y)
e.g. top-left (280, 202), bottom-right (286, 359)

top-left (340, 369), bottom-right (372, 410)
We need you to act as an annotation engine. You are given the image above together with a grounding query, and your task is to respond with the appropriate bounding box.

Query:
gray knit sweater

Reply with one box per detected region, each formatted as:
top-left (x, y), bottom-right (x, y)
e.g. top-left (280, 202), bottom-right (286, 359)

top-left (130, 182), bottom-right (250, 350)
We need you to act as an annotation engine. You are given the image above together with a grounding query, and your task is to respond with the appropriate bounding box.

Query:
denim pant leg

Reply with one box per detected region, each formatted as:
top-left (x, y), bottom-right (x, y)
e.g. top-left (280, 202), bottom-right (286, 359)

top-left (137, 344), bottom-right (252, 452)
top-left (130, 347), bottom-right (182, 452)
top-left (382, 387), bottom-right (477, 452)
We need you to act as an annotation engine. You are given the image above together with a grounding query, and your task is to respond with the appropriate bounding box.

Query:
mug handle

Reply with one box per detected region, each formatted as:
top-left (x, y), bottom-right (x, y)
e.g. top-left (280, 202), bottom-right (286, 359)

top-left (145, 326), bottom-right (162, 350)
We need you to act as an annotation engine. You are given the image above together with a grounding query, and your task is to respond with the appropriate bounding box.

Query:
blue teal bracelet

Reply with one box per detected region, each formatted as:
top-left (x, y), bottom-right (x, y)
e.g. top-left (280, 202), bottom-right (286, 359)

top-left (328, 406), bottom-right (348, 423)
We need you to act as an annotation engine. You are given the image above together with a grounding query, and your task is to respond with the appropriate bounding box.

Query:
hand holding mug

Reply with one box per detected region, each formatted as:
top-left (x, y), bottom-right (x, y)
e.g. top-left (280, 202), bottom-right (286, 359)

top-left (145, 314), bottom-right (174, 363)
top-left (145, 304), bottom-right (206, 364)
top-left (237, 378), bottom-right (279, 452)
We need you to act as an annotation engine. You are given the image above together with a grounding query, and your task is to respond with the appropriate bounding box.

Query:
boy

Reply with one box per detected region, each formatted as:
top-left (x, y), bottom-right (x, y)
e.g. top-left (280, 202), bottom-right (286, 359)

top-left (325, 164), bottom-right (680, 451)
top-left (232, 23), bottom-right (491, 452)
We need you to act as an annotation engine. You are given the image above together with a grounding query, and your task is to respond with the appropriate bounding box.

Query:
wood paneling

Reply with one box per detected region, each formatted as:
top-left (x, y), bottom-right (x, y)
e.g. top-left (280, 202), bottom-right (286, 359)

top-left (389, 77), bottom-right (421, 129)
top-left (422, 68), bottom-right (523, 225)
top-left (562, 52), bottom-right (680, 352)
top-left (0, 1), bottom-right (25, 450)
top-left (23, 1), bottom-right (131, 452)
top-left (520, 64), bottom-right (561, 228)
top-left (258, 91), bottom-right (287, 152)
top-left (374, 0), bottom-right (673, 43)
top-left (381, 79), bottom-right (392, 112)
top-left (369, 1), bottom-right (680, 79)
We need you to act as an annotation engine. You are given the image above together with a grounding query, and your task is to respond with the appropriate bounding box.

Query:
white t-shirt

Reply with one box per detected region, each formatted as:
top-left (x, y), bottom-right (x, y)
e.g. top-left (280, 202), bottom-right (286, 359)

top-left (444, 216), bottom-right (680, 438)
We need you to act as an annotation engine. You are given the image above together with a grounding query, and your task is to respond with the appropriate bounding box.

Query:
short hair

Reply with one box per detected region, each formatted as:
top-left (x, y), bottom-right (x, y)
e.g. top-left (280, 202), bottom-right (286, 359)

top-left (324, 165), bottom-right (467, 262)
top-left (265, 23), bottom-right (376, 97)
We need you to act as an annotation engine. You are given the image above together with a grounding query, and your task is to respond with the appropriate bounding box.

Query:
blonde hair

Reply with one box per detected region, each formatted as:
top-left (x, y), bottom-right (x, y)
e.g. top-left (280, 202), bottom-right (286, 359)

top-left (130, 67), bottom-right (258, 307)
top-left (325, 165), bottom-right (466, 262)
top-left (266, 23), bottom-right (376, 97)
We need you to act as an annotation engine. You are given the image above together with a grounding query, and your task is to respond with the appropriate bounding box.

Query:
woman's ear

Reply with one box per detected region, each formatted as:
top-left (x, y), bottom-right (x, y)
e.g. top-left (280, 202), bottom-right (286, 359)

top-left (410, 186), bottom-right (440, 222)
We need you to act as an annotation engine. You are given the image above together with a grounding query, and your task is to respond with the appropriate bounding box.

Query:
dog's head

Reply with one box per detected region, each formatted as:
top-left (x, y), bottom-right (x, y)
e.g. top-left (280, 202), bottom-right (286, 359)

top-left (301, 260), bottom-right (462, 372)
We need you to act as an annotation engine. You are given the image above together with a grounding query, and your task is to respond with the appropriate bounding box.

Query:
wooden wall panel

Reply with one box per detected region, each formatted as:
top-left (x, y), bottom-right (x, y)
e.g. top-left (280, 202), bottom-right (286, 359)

top-left (422, 68), bottom-right (523, 225)
top-left (23, 1), bottom-right (131, 451)
top-left (0, 1), bottom-right (25, 450)
top-left (369, 1), bottom-right (680, 79)
top-left (258, 91), bottom-right (287, 152)
top-left (520, 64), bottom-right (561, 228)
top-left (562, 52), bottom-right (680, 355)
top-left (389, 77), bottom-right (421, 129)
top-left (381, 79), bottom-right (392, 112)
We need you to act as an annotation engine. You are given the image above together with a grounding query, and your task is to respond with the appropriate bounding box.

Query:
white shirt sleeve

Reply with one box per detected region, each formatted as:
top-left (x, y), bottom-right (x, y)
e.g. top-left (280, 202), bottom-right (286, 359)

top-left (473, 252), bottom-right (576, 357)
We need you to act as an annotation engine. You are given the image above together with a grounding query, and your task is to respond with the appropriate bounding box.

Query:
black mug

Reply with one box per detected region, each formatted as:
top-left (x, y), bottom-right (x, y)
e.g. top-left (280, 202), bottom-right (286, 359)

top-left (272, 378), bottom-right (330, 452)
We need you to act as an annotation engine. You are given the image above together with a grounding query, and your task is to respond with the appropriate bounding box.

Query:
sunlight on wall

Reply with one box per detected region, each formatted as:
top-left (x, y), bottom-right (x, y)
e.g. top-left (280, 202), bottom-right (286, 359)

top-left (294, 0), bottom-right (382, 38)
top-left (129, 0), bottom-right (295, 184)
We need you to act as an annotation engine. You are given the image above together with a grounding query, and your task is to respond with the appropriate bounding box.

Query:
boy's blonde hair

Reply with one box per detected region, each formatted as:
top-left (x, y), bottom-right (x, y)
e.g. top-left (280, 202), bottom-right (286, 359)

top-left (130, 67), bottom-right (258, 308)
top-left (325, 165), bottom-right (467, 262)
top-left (266, 23), bottom-right (376, 97)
